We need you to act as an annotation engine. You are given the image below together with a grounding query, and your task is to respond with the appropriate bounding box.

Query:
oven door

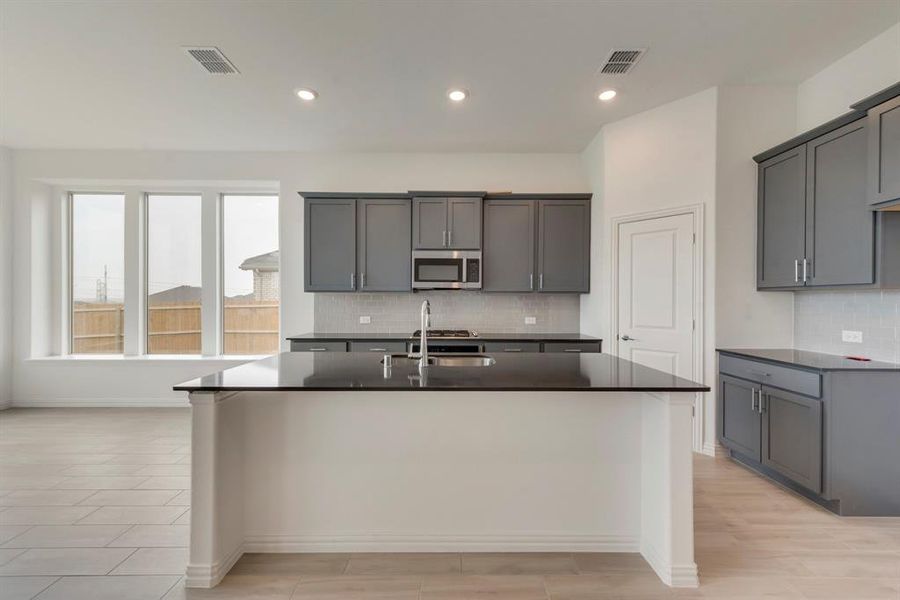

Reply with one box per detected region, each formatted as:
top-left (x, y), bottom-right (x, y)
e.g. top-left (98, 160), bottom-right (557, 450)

top-left (412, 251), bottom-right (465, 289)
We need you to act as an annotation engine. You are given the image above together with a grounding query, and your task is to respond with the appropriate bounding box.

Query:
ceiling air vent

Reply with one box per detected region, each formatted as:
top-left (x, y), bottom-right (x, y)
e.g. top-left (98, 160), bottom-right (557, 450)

top-left (599, 48), bottom-right (646, 75)
top-left (184, 46), bottom-right (239, 74)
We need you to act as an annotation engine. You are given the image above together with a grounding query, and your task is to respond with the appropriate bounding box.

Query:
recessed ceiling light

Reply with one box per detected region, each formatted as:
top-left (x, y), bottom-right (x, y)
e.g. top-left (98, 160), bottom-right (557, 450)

top-left (448, 89), bottom-right (468, 102)
top-left (598, 89), bottom-right (617, 101)
top-left (296, 88), bottom-right (318, 101)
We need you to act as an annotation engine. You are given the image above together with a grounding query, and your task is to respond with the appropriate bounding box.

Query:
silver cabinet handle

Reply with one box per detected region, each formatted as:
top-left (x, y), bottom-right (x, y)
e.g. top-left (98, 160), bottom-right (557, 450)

top-left (539, 274), bottom-right (544, 290)
top-left (448, 229), bottom-right (452, 247)
top-left (794, 259), bottom-right (800, 283)
top-left (350, 273), bottom-right (355, 289)
top-left (529, 273), bottom-right (534, 290)
top-left (802, 258), bottom-right (809, 282)
top-left (750, 388), bottom-right (758, 412)
top-left (442, 230), bottom-right (447, 247)
top-left (369, 348), bottom-right (387, 352)
top-left (360, 273), bottom-right (366, 288)
top-left (758, 392), bottom-right (766, 414)
top-left (564, 348), bottom-right (582, 353)
top-left (504, 348), bottom-right (522, 352)
top-left (310, 347), bottom-right (327, 352)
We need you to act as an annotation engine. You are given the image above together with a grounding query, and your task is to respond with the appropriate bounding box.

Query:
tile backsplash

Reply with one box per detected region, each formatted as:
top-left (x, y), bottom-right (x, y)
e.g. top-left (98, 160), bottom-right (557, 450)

top-left (314, 292), bottom-right (580, 334)
top-left (794, 290), bottom-right (900, 364)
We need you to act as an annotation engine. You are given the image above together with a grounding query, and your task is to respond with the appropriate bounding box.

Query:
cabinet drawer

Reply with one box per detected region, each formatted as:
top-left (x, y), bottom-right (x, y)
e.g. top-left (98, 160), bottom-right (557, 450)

top-left (483, 342), bottom-right (541, 353)
top-left (349, 341), bottom-right (408, 353)
top-left (543, 342), bottom-right (601, 353)
top-left (719, 354), bottom-right (821, 398)
top-left (290, 341), bottom-right (347, 352)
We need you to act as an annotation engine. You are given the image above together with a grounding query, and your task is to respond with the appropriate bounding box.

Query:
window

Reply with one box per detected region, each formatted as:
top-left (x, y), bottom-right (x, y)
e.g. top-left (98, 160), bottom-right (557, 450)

top-left (70, 193), bottom-right (125, 353)
top-left (223, 194), bottom-right (279, 354)
top-left (146, 194), bottom-right (202, 354)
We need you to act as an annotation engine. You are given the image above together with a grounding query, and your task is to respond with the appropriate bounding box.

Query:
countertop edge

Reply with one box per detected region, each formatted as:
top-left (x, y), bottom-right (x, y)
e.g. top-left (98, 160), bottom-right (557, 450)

top-left (287, 333), bottom-right (603, 342)
top-left (716, 348), bottom-right (900, 372)
top-left (174, 385), bottom-right (710, 393)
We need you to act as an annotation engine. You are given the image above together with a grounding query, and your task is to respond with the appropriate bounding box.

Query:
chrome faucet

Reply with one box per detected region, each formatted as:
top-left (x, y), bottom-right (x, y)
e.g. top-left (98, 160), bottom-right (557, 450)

top-left (418, 299), bottom-right (431, 369)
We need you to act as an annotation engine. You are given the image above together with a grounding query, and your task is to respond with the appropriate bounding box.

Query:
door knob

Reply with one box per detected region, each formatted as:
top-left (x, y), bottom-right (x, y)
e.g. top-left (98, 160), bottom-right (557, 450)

top-left (621, 335), bottom-right (637, 341)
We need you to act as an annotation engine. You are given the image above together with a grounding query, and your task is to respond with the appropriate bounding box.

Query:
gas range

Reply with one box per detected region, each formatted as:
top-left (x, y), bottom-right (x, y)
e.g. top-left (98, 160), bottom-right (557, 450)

top-left (411, 329), bottom-right (478, 338)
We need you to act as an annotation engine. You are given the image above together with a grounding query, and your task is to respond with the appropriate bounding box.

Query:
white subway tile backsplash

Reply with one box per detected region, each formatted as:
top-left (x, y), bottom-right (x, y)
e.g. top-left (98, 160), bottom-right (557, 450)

top-left (314, 291), bottom-right (580, 334)
top-left (794, 290), bottom-right (900, 363)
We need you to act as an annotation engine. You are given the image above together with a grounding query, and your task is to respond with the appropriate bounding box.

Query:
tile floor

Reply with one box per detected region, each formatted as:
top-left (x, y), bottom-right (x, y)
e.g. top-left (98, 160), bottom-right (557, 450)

top-left (1, 407), bottom-right (898, 599)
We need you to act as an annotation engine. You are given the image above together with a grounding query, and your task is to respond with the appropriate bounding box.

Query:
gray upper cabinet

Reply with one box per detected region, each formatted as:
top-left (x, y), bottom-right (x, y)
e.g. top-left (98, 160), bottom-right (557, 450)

top-left (757, 146), bottom-right (807, 289)
top-left (867, 94), bottom-right (900, 207)
top-left (537, 199), bottom-right (590, 293)
top-left (482, 199), bottom-right (535, 292)
top-left (761, 386), bottom-right (823, 493)
top-left (805, 120), bottom-right (873, 287)
top-left (413, 196), bottom-right (483, 250)
top-left (357, 198), bottom-right (411, 292)
top-left (412, 198), bottom-right (448, 249)
top-left (447, 197), bottom-right (482, 249)
top-left (719, 374), bottom-right (761, 461)
top-left (305, 198), bottom-right (357, 292)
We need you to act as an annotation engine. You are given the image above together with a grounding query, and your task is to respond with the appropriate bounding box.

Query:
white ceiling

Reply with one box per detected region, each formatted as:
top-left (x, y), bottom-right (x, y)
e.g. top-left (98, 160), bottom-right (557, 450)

top-left (1, 0), bottom-right (897, 152)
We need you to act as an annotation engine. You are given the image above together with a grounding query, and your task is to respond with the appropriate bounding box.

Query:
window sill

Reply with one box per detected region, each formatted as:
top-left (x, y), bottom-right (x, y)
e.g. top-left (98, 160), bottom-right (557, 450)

top-left (27, 354), bottom-right (271, 364)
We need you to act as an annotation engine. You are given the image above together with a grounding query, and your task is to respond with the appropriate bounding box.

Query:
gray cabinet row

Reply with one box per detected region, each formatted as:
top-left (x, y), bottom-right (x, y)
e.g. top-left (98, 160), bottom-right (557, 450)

top-left (483, 198), bottom-right (590, 293)
top-left (756, 88), bottom-right (900, 291)
top-left (413, 196), bottom-right (482, 250)
top-left (305, 197), bottom-right (411, 292)
top-left (718, 352), bottom-right (900, 516)
top-left (291, 339), bottom-right (601, 353)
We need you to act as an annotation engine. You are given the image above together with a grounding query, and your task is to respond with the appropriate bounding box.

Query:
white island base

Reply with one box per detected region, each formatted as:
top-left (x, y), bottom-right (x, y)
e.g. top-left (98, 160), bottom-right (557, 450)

top-left (186, 390), bottom-right (698, 589)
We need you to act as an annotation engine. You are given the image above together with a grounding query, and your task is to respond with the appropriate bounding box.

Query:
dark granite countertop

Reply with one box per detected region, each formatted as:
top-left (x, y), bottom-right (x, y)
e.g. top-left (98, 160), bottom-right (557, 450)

top-left (174, 352), bottom-right (708, 393)
top-left (717, 348), bottom-right (900, 372)
top-left (286, 332), bottom-right (602, 342)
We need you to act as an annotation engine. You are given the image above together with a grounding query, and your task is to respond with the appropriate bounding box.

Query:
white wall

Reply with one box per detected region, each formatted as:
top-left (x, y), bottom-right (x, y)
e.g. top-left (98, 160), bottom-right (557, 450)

top-left (580, 88), bottom-right (718, 452)
top-left (10, 150), bottom-right (587, 406)
top-left (0, 148), bottom-right (12, 408)
top-left (796, 23), bottom-right (900, 131)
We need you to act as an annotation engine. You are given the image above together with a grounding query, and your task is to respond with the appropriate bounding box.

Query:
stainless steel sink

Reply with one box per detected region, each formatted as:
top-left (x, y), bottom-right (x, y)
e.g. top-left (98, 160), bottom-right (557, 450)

top-left (382, 354), bottom-right (496, 367)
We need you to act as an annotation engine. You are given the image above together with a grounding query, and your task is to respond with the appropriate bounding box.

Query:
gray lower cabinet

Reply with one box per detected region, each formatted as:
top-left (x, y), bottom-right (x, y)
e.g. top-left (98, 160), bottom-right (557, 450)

top-left (290, 341), bottom-right (347, 352)
top-left (719, 374), bottom-right (761, 461)
top-left (348, 341), bottom-right (407, 353)
top-left (537, 200), bottom-right (590, 293)
top-left (305, 199), bottom-right (357, 291)
top-left (867, 94), bottom-right (900, 207)
top-left (482, 199), bottom-right (535, 292)
top-left (805, 120), bottom-right (873, 287)
top-left (412, 196), bottom-right (483, 250)
top-left (357, 199), bottom-right (411, 291)
top-left (757, 146), bottom-right (807, 289)
top-left (760, 386), bottom-right (822, 493)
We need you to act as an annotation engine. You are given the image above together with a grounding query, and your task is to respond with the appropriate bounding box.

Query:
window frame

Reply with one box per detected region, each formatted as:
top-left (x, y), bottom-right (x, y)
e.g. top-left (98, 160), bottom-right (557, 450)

top-left (67, 191), bottom-right (127, 355)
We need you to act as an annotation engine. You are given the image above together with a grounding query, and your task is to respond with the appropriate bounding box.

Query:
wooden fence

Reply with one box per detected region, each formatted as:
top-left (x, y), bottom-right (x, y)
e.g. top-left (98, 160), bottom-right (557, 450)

top-left (73, 301), bottom-right (279, 354)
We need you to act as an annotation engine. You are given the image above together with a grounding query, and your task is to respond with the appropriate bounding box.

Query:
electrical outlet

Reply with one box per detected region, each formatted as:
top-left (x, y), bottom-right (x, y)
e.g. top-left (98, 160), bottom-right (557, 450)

top-left (359, 316), bottom-right (371, 324)
top-left (842, 330), bottom-right (862, 343)
top-left (525, 316), bottom-right (536, 325)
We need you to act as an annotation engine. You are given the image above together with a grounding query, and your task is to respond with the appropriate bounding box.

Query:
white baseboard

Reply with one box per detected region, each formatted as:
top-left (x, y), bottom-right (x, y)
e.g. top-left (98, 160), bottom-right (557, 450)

top-left (701, 441), bottom-right (719, 457)
top-left (640, 540), bottom-right (699, 588)
top-left (184, 543), bottom-right (244, 588)
top-left (12, 397), bottom-right (189, 408)
top-left (242, 533), bottom-right (639, 553)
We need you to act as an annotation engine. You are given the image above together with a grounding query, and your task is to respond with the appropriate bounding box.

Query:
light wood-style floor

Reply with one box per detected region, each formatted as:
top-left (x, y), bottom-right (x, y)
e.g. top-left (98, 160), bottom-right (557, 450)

top-left (0, 408), bottom-right (898, 600)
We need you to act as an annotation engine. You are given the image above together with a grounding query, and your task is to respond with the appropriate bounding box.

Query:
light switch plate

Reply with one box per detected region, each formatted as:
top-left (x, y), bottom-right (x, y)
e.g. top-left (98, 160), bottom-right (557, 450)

top-left (525, 316), bottom-right (536, 325)
top-left (359, 316), bottom-right (371, 324)
top-left (842, 330), bottom-right (863, 343)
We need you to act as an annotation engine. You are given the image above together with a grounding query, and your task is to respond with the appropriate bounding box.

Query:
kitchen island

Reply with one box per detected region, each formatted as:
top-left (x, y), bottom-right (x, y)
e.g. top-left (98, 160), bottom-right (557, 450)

top-left (174, 352), bottom-right (708, 589)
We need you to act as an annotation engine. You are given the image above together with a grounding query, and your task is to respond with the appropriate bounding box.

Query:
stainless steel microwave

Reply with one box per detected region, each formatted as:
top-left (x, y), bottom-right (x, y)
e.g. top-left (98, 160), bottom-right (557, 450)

top-left (411, 250), bottom-right (481, 289)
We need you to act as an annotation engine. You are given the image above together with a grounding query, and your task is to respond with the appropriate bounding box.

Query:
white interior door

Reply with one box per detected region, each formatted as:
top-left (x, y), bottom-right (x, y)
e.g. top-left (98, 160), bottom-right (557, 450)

top-left (616, 213), bottom-right (695, 379)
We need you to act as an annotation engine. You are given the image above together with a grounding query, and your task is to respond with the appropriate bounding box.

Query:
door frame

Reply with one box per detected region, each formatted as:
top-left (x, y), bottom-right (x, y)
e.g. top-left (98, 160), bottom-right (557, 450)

top-left (610, 204), bottom-right (706, 454)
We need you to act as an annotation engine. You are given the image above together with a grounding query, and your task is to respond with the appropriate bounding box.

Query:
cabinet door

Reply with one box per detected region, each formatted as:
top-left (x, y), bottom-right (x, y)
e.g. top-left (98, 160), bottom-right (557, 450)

top-left (305, 199), bottom-right (356, 291)
top-left (806, 120), bottom-right (874, 286)
top-left (718, 375), bottom-right (761, 461)
top-left (537, 200), bottom-right (590, 292)
top-left (413, 198), bottom-right (448, 249)
top-left (761, 386), bottom-right (822, 493)
top-left (482, 199), bottom-right (535, 292)
top-left (447, 197), bottom-right (482, 249)
top-left (867, 95), bottom-right (900, 207)
top-left (357, 198), bottom-right (411, 291)
top-left (758, 146), bottom-right (807, 289)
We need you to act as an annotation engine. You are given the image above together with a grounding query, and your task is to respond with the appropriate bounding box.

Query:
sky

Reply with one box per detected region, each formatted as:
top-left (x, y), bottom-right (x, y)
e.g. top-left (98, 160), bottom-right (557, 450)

top-left (72, 193), bottom-right (278, 302)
